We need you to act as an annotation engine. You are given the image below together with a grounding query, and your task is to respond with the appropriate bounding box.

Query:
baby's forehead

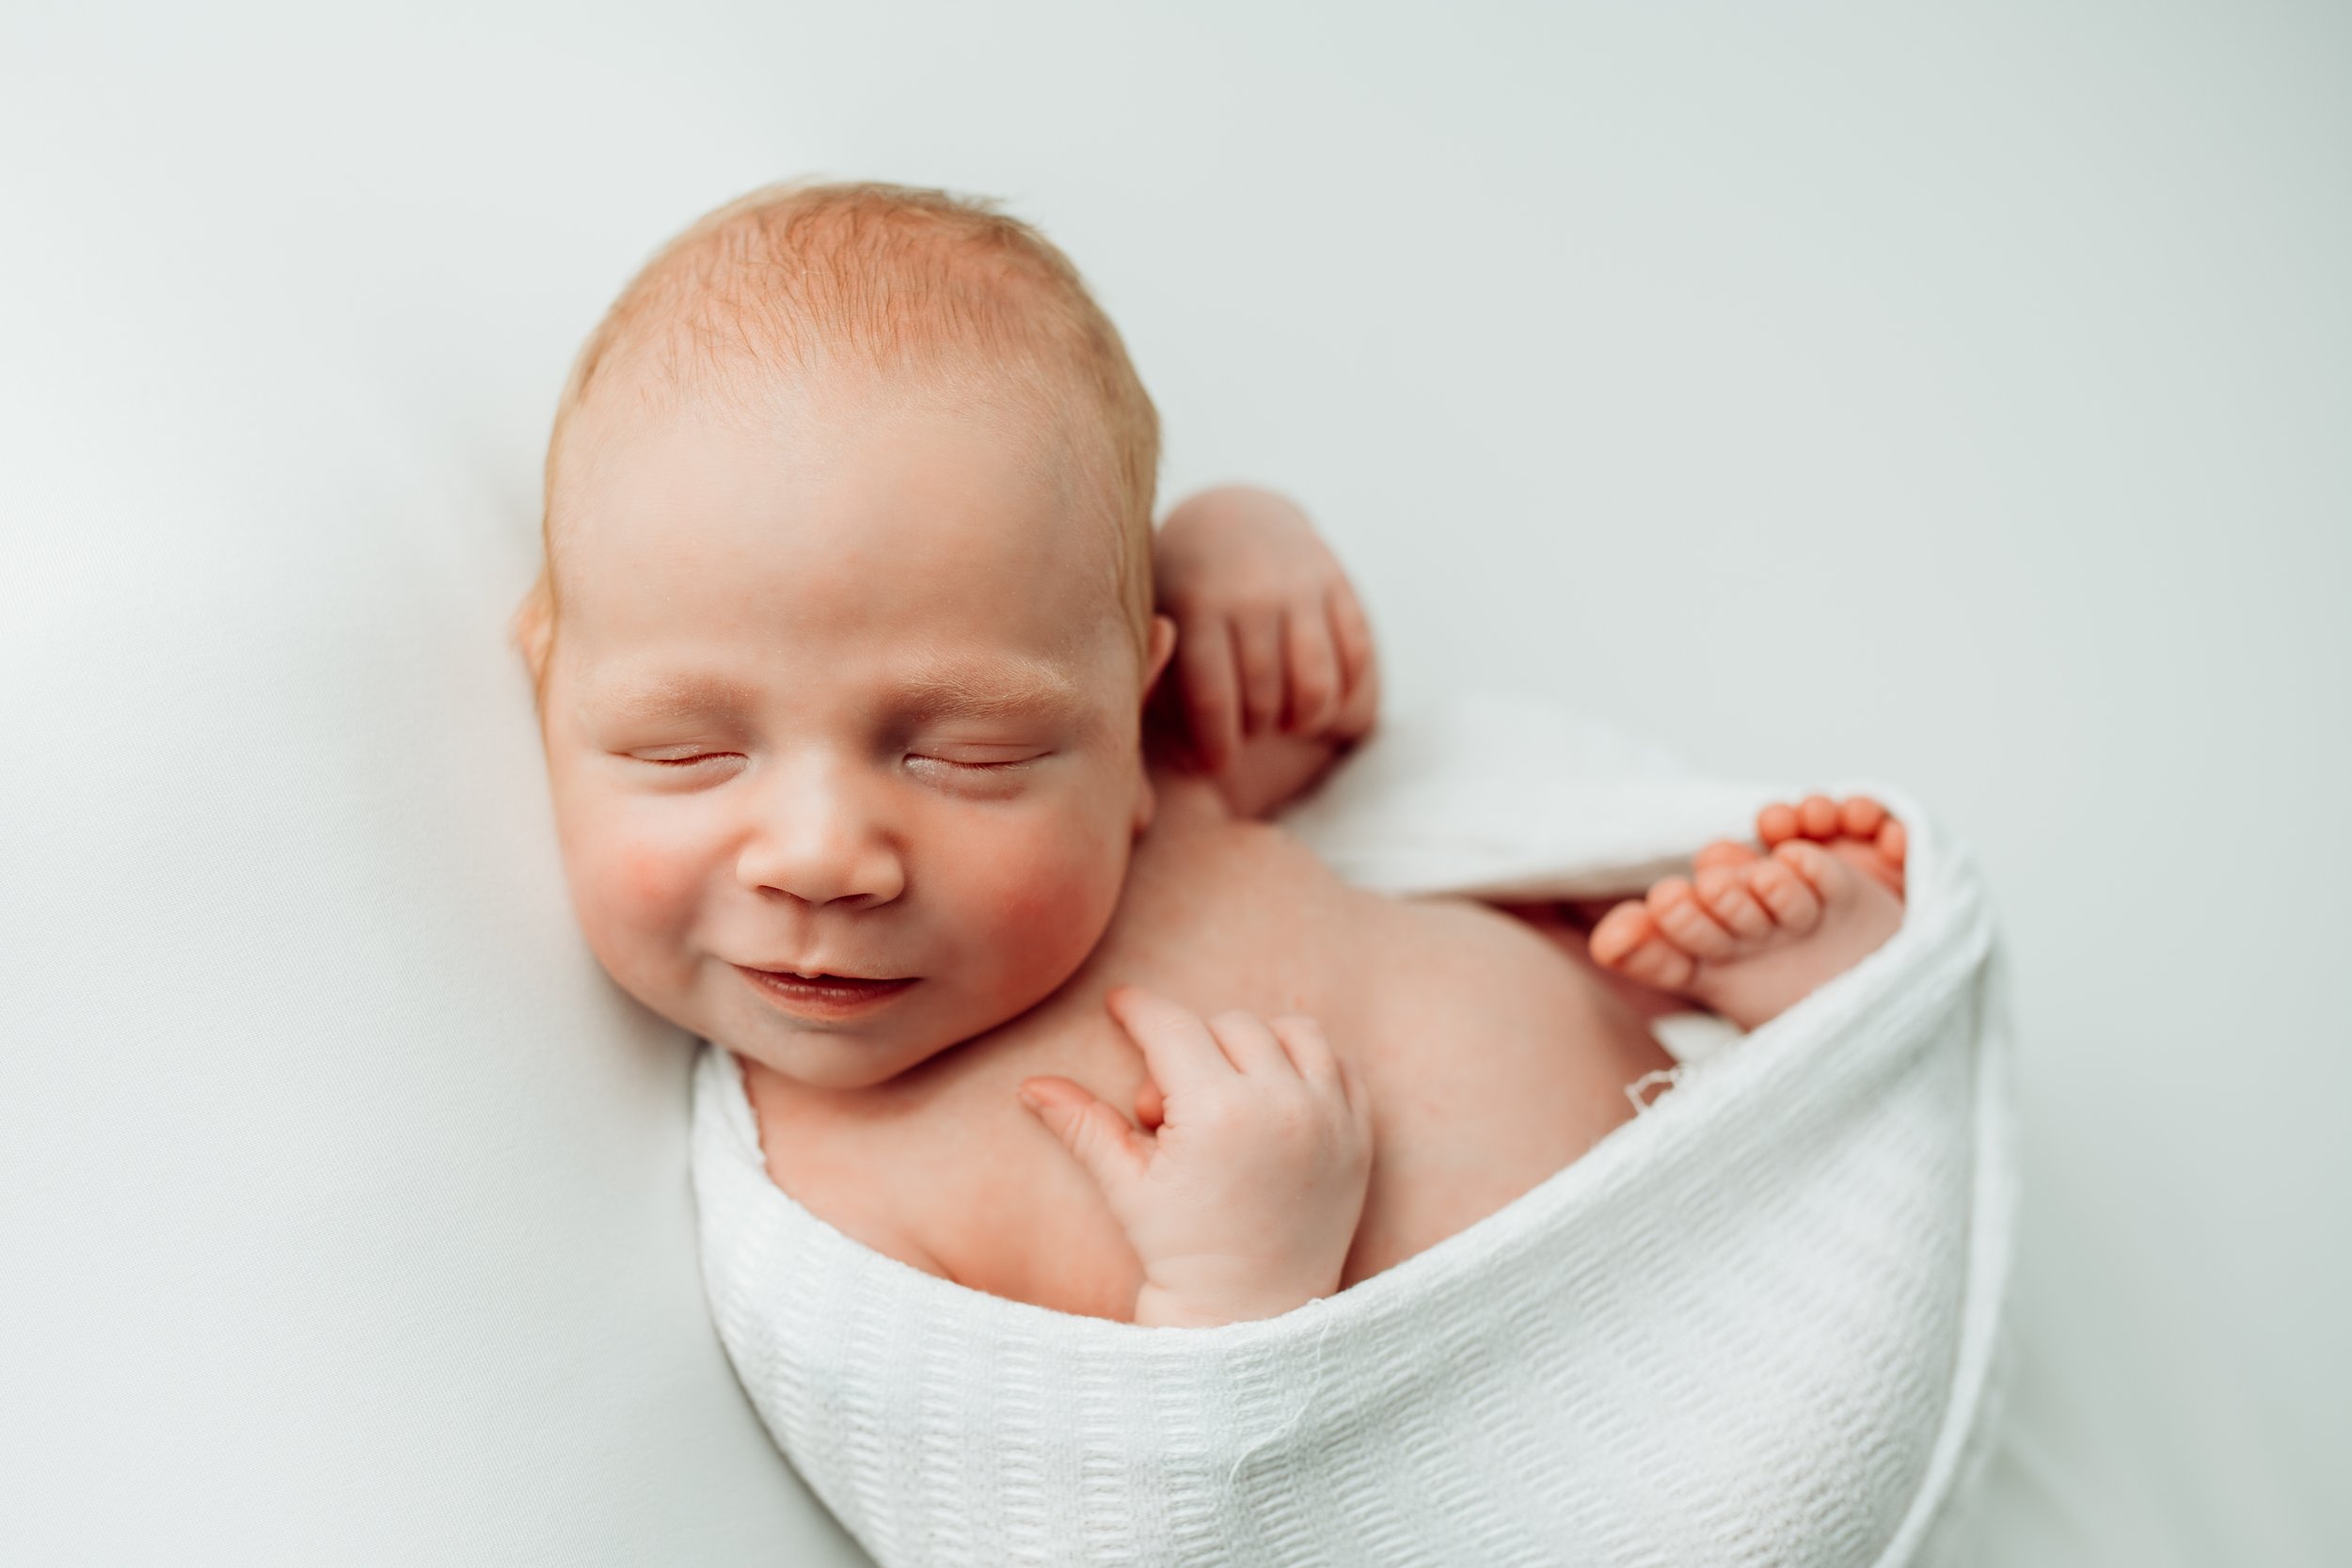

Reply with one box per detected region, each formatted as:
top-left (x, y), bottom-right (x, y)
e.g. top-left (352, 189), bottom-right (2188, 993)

top-left (557, 356), bottom-right (1091, 532)
top-left (587, 418), bottom-right (1102, 588)
top-left (550, 386), bottom-right (1129, 670)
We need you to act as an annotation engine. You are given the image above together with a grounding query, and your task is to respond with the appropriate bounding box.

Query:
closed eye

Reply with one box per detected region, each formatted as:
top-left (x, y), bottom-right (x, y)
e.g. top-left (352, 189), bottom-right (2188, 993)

top-left (635, 752), bottom-right (736, 768)
top-left (906, 751), bottom-right (1048, 780)
top-left (629, 752), bottom-right (1035, 772)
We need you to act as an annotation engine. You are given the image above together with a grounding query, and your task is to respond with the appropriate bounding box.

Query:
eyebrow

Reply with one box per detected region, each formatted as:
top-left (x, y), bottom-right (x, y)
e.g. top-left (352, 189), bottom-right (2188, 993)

top-left (588, 673), bottom-right (764, 721)
top-left (585, 658), bottom-right (1089, 725)
top-left (890, 656), bottom-right (1089, 724)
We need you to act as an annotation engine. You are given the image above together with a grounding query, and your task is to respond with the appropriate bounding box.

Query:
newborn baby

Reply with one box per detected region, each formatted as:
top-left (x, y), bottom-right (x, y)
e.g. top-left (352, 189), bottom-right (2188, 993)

top-left (516, 181), bottom-right (1907, 1328)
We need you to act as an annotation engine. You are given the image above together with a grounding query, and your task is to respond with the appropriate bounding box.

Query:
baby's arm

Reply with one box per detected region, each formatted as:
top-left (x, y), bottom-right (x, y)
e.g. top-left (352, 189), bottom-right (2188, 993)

top-left (1019, 987), bottom-right (1374, 1326)
top-left (1149, 486), bottom-right (1379, 820)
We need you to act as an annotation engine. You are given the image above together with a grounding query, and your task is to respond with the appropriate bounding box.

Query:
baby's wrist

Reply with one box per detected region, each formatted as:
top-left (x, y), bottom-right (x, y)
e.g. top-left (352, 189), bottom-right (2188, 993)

top-left (1131, 1262), bottom-right (1339, 1328)
top-left (1154, 486), bottom-right (1311, 562)
top-left (1134, 1282), bottom-right (1305, 1329)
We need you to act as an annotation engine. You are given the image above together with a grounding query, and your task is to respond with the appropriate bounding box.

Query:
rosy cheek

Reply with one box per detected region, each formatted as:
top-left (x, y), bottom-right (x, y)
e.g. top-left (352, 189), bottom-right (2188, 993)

top-left (566, 821), bottom-right (703, 950)
top-left (993, 852), bottom-right (1089, 930)
top-left (983, 822), bottom-right (1121, 970)
top-left (547, 768), bottom-right (711, 1009)
top-left (615, 839), bottom-right (695, 911)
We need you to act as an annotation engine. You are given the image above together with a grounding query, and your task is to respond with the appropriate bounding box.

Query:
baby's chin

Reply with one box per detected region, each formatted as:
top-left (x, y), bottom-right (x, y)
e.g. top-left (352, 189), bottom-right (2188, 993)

top-left (710, 984), bottom-right (1033, 1092)
top-left (736, 1029), bottom-right (1032, 1092)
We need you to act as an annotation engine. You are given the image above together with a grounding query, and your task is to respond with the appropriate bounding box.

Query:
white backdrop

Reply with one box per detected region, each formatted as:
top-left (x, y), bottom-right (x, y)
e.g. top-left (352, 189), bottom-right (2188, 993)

top-left (4, 2), bottom-right (2345, 1563)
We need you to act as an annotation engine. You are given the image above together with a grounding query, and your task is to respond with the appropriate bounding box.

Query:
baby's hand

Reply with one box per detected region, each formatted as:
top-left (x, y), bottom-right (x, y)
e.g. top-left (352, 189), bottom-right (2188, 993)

top-left (1018, 986), bottom-right (1375, 1327)
top-left (1152, 486), bottom-right (1378, 774)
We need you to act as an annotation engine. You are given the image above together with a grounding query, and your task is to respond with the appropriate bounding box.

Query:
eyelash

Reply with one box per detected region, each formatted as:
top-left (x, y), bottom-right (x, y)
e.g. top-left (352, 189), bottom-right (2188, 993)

top-left (635, 753), bottom-right (1030, 772)
top-left (909, 754), bottom-right (1036, 775)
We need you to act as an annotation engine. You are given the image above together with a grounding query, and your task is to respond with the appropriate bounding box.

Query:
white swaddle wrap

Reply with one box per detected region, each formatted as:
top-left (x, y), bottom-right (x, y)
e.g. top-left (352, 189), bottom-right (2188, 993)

top-left (691, 694), bottom-right (2017, 1568)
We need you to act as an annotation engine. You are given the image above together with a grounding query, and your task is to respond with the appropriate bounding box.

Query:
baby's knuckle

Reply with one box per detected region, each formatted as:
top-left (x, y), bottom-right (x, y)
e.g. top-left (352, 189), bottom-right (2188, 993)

top-left (1128, 1018), bottom-right (1186, 1050)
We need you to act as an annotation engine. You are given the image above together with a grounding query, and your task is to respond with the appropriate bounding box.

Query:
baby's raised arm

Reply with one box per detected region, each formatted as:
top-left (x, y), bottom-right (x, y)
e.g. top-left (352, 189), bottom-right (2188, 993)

top-left (1148, 486), bottom-right (1380, 819)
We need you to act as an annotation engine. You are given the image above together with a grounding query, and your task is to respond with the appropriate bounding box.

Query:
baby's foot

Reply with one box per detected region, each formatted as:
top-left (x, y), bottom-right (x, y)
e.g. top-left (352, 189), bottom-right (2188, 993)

top-left (1587, 795), bottom-right (1907, 1032)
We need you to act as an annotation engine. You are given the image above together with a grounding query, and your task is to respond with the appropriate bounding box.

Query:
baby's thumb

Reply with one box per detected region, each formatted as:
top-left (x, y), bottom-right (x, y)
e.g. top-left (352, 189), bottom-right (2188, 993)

top-left (1019, 1076), bottom-right (1149, 1196)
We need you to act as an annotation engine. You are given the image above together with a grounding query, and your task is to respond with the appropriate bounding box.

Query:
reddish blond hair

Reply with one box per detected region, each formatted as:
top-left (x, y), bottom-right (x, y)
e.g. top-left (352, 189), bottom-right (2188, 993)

top-left (515, 180), bottom-right (1161, 701)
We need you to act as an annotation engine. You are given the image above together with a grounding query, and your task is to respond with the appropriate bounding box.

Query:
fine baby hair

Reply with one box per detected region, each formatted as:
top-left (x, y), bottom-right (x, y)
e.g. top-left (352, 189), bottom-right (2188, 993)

top-left (514, 179), bottom-right (1164, 704)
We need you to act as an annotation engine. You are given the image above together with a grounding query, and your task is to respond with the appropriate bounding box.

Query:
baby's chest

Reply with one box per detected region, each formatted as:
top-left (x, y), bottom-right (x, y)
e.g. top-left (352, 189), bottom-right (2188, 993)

top-left (753, 1018), bottom-right (1160, 1321)
top-left (756, 865), bottom-right (1661, 1319)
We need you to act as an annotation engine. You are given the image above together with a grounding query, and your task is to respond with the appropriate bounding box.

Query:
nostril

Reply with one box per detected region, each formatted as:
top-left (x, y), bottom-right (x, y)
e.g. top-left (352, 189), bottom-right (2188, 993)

top-left (741, 844), bottom-right (905, 910)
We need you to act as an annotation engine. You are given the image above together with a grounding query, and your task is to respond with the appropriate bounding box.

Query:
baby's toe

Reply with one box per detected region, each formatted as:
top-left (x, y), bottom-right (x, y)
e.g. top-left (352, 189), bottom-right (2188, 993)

top-left (1838, 796), bottom-right (1888, 840)
top-left (1696, 865), bottom-right (1774, 942)
top-left (1756, 801), bottom-right (1801, 847)
top-left (1692, 839), bottom-right (1759, 876)
top-left (1587, 900), bottom-right (1655, 969)
top-left (1621, 934), bottom-right (1698, 991)
top-left (1749, 852), bottom-right (1824, 934)
top-left (1877, 817), bottom-right (1908, 865)
top-left (1648, 877), bottom-right (1741, 961)
top-left (1797, 794), bottom-right (1841, 839)
top-left (1771, 838), bottom-right (1848, 895)
top-left (1588, 902), bottom-right (1697, 990)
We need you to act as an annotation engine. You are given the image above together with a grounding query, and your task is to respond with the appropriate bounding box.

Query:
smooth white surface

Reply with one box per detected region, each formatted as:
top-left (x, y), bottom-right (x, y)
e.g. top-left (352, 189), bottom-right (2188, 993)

top-left (4, 2), bottom-right (2346, 1563)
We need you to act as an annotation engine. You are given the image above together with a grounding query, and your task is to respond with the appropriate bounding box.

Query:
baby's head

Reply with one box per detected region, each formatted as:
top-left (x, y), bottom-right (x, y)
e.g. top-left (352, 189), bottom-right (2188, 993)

top-left (517, 181), bottom-right (1176, 1088)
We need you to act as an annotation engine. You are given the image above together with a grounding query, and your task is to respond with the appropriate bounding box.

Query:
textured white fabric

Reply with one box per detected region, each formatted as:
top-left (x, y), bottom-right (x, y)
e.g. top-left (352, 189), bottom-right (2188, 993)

top-left (692, 695), bottom-right (2017, 1567)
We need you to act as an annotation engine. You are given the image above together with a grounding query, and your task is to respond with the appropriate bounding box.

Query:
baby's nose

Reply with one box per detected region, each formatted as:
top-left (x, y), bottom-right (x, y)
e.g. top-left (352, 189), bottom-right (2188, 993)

top-left (737, 762), bottom-right (907, 910)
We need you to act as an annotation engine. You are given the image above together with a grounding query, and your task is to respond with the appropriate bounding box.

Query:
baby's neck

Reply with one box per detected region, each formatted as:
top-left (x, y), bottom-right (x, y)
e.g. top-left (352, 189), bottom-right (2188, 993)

top-left (1145, 757), bottom-right (1265, 848)
top-left (1145, 728), bottom-right (1346, 826)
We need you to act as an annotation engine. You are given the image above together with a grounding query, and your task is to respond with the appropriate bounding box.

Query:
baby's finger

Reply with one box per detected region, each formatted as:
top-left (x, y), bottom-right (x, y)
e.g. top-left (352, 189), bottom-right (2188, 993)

top-left (1232, 613), bottom-right (1285, 737)
top-left (1266, 1015), bottom-right (1343, 1095)
top-left (1204, 1009), bottom-right (1294, 1077)
top-left (1018, 1076), bottom-right (1151, 1196)
top-left (1175, 614), bottom-right (1243, 771)
top-left (1281, 605), bottom-right (1343, 734)
top-left (1326, 589), bottom-right (1379, 742)
top-left (1328, 643), bottom-right (1379, 744)
top-left (1327, 584), bottom-right (1375, 705)
top-left (1105, 985), bottom-right (1235, 1096)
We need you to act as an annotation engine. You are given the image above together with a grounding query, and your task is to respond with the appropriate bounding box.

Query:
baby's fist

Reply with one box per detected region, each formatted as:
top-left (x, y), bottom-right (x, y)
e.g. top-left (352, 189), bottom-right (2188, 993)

top-left (1152, 487), bottom-right (1377, 773)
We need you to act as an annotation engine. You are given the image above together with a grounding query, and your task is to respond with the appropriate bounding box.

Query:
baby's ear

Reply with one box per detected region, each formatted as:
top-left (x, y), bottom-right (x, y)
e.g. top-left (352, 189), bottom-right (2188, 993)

top-left (1142, 613), bottom-right (1178, 698)
top-left (1131, 765), bottom-right (1158, 837)
top-left (510, 572), bottom-right (555, 689)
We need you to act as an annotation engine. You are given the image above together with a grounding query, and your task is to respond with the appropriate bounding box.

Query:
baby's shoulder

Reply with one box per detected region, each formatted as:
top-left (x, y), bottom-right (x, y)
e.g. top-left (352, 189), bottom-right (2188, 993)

top-left (1363, 893), bottom-right (1608, 1020)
